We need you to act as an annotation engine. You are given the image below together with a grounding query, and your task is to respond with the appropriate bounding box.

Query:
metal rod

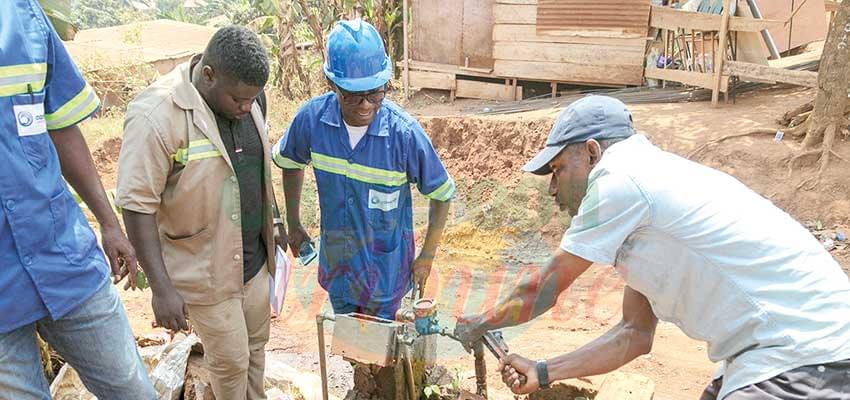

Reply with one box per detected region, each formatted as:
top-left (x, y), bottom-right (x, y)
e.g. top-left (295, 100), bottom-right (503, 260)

top-left (399, 336), bottom-right (417, 400)
top-left (317, 312), bottom-right (335, 400)
top-left (745, 0), bottom-right (781, 60)
top-left (712, 0), bottom-right (732, 106)
top-left (473, 341), bottom-right (488, 398)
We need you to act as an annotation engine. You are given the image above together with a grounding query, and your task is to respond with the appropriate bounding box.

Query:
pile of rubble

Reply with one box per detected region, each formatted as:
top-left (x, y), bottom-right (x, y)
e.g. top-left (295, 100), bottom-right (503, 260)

top-left (49, 333), bottom-right (327, 400)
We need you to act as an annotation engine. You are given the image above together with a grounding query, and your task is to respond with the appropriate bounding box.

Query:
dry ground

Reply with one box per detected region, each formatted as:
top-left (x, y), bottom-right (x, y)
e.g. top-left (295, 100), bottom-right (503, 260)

top-left (81, 86), bottom-right (849, 399)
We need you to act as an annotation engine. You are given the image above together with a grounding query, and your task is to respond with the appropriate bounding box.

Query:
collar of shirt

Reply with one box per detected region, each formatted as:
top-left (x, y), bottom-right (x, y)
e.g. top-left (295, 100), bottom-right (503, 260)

top-left (318, 94), bottom-right (390, 138)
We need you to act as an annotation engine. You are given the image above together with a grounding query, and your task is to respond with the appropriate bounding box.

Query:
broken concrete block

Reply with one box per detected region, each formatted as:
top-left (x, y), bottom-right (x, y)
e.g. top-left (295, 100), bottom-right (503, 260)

top-left (183, 353), bottom-right (214, 400)
top-left (49, 364), bottom-right (95, 400)
top-left (150, 333), bottom-right (200, 400)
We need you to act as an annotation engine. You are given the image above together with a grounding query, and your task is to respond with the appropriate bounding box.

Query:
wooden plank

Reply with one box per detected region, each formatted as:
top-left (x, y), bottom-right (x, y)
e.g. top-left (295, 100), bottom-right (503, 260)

top-left (494, 59), bottom-right (643, 85)
top-left (645, 67), bottom-right (729, 91)
top-left (713, 0), bottom-right (732, 106)
top-left (403, 0), bottom-right (409, 98)
top-left (768, 48), bottom-right (822, 69)
top-left (724, 61), bottom-right (818, 87)
top-left (400, 60), bottom-right (500, 78)
top-left (462, 0), bottom-right (495, 69)
top-left (493, 41), bottom-right (644, 65)
top-left (595, 372), bottom-right (654, 400)
top-left (493, 24), bottom-right (649, 45)
top-left (734, 0), bottom-right (769, 66)
top-left (495, 0), bottom-right (536, 4)
top-left (411, 0), bottom-right (463, 64)
top-left (493, 3), bottom-right (536, 24)
top-left (408, 70), bottom-right (456, 90)
top-left (649, 5), bottom-right (782, 32)
top-left (455, 79), bottom-right (522, 101)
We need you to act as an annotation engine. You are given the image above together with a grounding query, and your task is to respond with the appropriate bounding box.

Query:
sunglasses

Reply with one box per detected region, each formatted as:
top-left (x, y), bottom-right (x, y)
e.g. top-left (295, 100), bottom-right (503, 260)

top-left (337, 86), bottom-right (387, 106)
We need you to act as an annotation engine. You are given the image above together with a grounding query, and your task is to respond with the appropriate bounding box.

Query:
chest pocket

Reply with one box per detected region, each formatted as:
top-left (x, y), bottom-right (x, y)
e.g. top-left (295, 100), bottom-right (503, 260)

top-left (11, 91), bottom-right (51, 171)
top-left (367, 187), bottom-right (403, 252)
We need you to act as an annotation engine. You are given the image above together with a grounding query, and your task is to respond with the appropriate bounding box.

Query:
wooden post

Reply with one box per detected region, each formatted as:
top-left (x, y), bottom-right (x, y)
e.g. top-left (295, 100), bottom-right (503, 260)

top-left (712, 0), bottom-right (732, 106)
top-left (402, 0), bottom-right (410, 99)
top-left (551, 82), bottom-right (557, 99)
top-left (512, 78), bottom-right (518, 101)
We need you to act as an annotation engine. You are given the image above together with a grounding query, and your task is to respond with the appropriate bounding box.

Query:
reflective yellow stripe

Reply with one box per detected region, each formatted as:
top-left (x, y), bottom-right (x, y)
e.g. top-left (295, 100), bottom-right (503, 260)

top-left (0, 63), bottom-right (47, 97)
top-left (174, 139), bottom-right (223, 165)
top-left (311, 151), bottom-right (407, 187)
top-left (424, 178), bottom-right (456, 201)
top-left (45, 83), bottom-right (100, 129)
top-left (274, 153), bottom-right (307, 169)
top-left (271, 140), bottom-right (307, 169)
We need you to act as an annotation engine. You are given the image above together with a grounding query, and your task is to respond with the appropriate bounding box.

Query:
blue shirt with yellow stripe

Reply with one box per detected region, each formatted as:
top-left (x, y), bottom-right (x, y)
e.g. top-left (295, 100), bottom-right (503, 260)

top-left (0, 0), bottom-right (107, 333)
top-left (274, 92), bottom-right (455, 307)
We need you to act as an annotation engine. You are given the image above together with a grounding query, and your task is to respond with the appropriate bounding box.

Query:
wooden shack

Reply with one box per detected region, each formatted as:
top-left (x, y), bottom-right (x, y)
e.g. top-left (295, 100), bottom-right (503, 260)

top-left (402, 0), bottom-right (829, 102)
top-left (403, 0), bottom-right (653, 100)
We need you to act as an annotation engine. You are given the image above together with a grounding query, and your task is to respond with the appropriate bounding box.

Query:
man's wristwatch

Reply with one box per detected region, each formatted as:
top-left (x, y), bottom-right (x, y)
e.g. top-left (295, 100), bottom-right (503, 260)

top-left (273, 217), bottom-right (284, 227)
top-left (536, 359), bottom-right (551, 389)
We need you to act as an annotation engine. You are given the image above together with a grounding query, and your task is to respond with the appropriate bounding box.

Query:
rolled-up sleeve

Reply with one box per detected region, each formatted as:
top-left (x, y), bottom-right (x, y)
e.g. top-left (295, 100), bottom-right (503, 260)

top-left (560, 172), bottom-right (651, 265)
top-left (406, 122), bottom-right (455, 202)
top-left (115, 112), bottom-right (173, 214)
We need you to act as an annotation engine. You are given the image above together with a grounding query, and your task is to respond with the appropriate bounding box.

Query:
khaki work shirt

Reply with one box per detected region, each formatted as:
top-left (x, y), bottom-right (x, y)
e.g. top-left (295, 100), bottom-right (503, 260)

top-left (116, 61), bottom-right (276, 305)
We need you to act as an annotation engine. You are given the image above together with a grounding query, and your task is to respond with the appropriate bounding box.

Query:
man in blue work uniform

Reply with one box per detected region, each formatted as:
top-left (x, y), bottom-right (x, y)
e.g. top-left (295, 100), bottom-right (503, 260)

top-left (0, 1), bottom-right (155, 398)
top-left (274, 19), bottom-right (454, 320)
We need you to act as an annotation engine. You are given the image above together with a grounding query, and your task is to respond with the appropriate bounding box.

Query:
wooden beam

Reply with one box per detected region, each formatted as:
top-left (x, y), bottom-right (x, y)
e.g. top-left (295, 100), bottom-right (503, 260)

top-left (408, 70), bottom-right (456, 90)
top-left (492, 24), bottom-right (648, 46)
top-left (493, 41), bottom-right (645, 65)
top-left (397, 60), bottom-right (499, 79)
top-left (455, 79), bottom-right (522, 101)
top-left (402, 0), bottom-right (409, 99)
top-left (649, 5), bottom-right (782, 32)
top-left (644, 67), bottom-right (729, 91)
top-left (494, 59), bottom-right (642, 85)
top-left (724, 61), bottom-right (818, 87)
top-left (768, 49), bottom-right (822, 69)
top-left (712, 0), bottom-right (732, 106)
top-left (495, 0), bottom-right (536, 4)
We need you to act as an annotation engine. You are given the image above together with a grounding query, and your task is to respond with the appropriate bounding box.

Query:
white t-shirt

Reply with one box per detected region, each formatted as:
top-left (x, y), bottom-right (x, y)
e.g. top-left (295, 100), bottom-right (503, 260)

top-left (560, 135), bottom-right (850, 400)
top-left (344, 122), bottom-right (369, 150)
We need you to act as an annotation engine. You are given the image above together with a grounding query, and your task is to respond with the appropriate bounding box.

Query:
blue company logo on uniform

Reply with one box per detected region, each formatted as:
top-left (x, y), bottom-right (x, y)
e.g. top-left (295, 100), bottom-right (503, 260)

top-left (17, 111), bottom-right (34, 127)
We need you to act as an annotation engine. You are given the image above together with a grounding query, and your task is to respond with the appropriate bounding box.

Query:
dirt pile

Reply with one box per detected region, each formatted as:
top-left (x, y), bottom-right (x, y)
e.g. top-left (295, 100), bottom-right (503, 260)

top-left (420, 117), bottom-right (552, 186)
top-left (92, 136), bottom-right (123, 186)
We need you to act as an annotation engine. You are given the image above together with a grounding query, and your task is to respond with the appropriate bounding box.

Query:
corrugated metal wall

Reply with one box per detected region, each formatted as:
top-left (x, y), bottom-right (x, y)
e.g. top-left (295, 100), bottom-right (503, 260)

top-left (536, 0), bottom-right (652, 34)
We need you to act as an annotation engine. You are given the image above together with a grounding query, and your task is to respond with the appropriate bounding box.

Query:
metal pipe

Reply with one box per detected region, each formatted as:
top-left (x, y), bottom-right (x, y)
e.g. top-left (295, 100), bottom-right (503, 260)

top-left (316, 312), bottom-right (335, 400)
top-left (473, 341), bottom-right (488, 398)
top-left (746, 0), bottom-right (781, 60)
top-left (399, 335), bottom-right (417, 400)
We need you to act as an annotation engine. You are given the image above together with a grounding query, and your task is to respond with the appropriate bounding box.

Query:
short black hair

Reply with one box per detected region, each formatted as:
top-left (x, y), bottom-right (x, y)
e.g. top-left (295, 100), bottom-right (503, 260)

top-left (204, 26), bottom-right (269, 87)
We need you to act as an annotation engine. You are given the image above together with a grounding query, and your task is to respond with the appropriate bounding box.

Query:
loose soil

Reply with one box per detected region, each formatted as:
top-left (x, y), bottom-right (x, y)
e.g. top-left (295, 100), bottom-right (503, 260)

top-left (82, 85), bottom-right (849, 399)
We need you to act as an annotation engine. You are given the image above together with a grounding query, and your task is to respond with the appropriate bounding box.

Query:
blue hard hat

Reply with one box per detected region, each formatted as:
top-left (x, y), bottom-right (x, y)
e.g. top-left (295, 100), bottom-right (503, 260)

top-left (323, 19), bottom-right (392, 92)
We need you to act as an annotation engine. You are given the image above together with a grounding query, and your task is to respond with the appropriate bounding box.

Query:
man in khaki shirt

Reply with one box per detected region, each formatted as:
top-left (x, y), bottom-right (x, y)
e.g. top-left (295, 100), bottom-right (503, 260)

top-left (116, 26), bottom-right (285, 399)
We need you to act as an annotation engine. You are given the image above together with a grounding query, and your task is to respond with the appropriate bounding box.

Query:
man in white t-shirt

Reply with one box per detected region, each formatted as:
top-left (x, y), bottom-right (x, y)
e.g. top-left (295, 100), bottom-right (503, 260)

top-left (454, 95), bottom-right (850, 399)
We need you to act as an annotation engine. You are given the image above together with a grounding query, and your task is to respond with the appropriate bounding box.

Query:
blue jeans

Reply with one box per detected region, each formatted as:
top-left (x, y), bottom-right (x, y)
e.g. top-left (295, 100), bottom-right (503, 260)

top-left (0, 281), bottom-right (155, 399)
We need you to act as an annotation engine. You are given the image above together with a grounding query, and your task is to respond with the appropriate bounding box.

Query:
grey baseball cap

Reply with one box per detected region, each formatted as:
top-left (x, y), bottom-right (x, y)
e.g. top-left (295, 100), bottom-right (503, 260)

top-left (522, 95), bottom-right (636, 175)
